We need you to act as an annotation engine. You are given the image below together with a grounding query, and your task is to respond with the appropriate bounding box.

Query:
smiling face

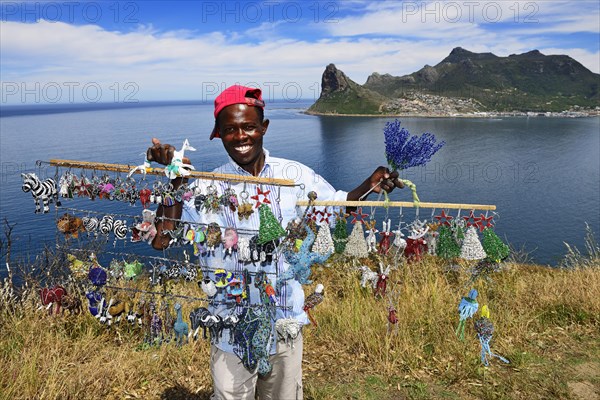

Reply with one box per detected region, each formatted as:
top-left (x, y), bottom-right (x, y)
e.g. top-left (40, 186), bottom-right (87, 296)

top-left (216, 104), bottom-right (269, 176)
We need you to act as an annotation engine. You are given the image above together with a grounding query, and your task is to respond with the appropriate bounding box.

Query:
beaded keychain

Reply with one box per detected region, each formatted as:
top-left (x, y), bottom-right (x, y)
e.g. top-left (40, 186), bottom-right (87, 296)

top-left (237, 186), bottom-right (254, 220)
top-left (203, 183), bottom-right (221, 213)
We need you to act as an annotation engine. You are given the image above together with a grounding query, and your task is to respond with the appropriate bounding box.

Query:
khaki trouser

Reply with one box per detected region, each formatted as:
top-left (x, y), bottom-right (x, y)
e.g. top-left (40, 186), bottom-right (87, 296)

top-left (209, 333), bottom-right (303, 400)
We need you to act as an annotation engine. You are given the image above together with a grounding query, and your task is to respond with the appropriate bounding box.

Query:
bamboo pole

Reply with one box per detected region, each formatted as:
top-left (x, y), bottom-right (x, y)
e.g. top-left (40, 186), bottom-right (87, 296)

top-left (296, 200), bottom-right (496, 210)
top-left (48, 159), bottom-right (296, 186)
top-left (46, 159), bottom-right (495, 210)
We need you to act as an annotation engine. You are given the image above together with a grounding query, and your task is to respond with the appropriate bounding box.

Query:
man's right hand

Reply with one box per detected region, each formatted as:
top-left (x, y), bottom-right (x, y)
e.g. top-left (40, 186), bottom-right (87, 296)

top-left (146, 138), bottom-right (191, 250)
top-left (146, 138), bottom-right (177, 166)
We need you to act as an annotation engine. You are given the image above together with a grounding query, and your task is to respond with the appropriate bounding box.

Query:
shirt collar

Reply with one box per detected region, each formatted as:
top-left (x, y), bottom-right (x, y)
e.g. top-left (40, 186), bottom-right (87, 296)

top-left (227, 148), bottom-right (271, 176)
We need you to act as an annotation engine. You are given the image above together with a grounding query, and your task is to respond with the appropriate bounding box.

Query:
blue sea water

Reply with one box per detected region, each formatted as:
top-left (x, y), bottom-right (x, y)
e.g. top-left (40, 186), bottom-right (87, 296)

top-left (0, 100), bottom-right (599, 274)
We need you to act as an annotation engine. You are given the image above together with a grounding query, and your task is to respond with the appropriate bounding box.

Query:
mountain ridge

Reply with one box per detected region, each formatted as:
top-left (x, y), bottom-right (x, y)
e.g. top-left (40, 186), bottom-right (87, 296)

top-left (308, 47), bottom-right (600, 115)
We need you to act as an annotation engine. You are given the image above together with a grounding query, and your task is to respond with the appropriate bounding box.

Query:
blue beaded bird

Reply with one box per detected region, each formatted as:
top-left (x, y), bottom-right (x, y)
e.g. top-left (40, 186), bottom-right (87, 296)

top-left (474, 305), bottom-right (510, 366)
top-left (456, 288), bottom-right (479, 341)
top-left (278, 225), bottom-right (332, 291)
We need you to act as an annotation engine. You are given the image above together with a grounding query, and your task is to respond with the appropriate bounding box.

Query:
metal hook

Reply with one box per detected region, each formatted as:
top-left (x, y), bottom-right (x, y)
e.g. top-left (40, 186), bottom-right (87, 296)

top-left (296, 183), bottom-right (305, 199)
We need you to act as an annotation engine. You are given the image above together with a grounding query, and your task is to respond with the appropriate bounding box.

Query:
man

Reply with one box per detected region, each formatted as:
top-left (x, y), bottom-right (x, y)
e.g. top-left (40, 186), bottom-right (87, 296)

top-left (147, 85), bottom-right (403, 400)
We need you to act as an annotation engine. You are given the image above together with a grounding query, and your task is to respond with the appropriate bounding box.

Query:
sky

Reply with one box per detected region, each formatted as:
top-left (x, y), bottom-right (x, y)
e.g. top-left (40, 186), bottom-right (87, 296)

top-left (1, 0), bottom-right (599, 104)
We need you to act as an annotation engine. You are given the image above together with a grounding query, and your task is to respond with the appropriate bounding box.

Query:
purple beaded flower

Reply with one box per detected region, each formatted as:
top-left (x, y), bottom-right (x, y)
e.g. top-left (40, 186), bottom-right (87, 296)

top-left (384, 120), bottom-right (445, 172)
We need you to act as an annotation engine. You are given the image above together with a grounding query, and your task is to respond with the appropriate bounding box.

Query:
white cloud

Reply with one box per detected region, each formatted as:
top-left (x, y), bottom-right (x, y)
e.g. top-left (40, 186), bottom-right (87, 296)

top-left (327, 0), bottom-right (600, 37)
top-left (0, 12), bottom-right (598, 105)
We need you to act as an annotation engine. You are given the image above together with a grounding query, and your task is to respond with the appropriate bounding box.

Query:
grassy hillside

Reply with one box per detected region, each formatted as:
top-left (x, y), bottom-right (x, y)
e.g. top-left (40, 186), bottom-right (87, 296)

top-left (1, 245), bottom-right (599, 399)
top-left (363, 48), bottom-right (600, 112)
top-left (306, 85), bottom-right (386, 115)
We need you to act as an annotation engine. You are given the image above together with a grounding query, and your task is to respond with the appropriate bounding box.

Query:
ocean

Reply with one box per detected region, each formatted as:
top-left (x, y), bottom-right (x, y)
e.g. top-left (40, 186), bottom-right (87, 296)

top-left (0, 100), bottom-right (598, 274)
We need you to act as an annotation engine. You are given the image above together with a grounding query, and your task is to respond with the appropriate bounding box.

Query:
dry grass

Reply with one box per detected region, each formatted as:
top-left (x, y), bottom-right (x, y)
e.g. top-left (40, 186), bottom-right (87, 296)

top-left (1, 253), bottom-right (599, 400)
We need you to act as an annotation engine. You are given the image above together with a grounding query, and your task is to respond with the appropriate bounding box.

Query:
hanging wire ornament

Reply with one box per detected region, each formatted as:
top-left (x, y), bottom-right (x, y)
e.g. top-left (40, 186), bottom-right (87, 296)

top-left (67, 253), bottom-right (89, 279)
top-left (276, 318), bottom-right (303, 345)
top-left (312, 223), bottom-right (335, 255)
top-left (474, 305), bottom-right (510, 366)
top-left (257, 203), bottom-right (286, 245)
top-left (220, 187), bottom-right (239, 212)
top-left (112, 219), bottom-right (128, 241)
top-left (363, 120), bottom-right (445, 206)
top-left (57, 213), bottom-right (85, 239)
top-left (82, 216), bottom-right (99, 235)
top-left (460, 226), bottom-right (487, 261)
top-left (237, 186), bottom-right (254, 220)
top-left (205, 223), bottom-right (222, 253)
top-left (333, 215), bottom-right (349, 254)
top-left (344, 222), bottom-right (369, 259)
top-left (426, 222), bottom-right (440, 255)
top-left (475, 213), bottom-right (494, 232)
top-left (164, 139), bottom-right (196, 179)
top-left (99, 215), bottom-right (114, 235)
top-left (123, 260), bottom-right (143, 280)
top-left (88, 256), bottom-right (107, 287)
top-left (462, 210), bottom-right (481, 228)
top-left (436, 225), bottom-right (461, 260)
top-left (392, 208), bottom-right (407, 255)
top-left (364, 220), bottom-right (379, 253)
top-left (203, 184), bottom-right (221, 213)
top-left (222, 227), bottom-right (239, 257)
top-left (251, 187), bottom-right (271, 208)
top-left (456, 288), bottom-right (478, 341)
top-left (482, 227), bottom-right (510, 263)
top-left (434, 210), bottom-right (454, 226)
top-left (378, 219), bottom-right (394, 255)
top-left (404, 219), bottom-right (429, 263)
top-left (284, 218), bottom-right (307, 252)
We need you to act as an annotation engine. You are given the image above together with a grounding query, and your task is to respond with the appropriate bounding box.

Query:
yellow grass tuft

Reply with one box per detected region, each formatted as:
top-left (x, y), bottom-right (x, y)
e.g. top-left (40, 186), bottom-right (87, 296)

top-left (1, 253), bottom-right (599, 399)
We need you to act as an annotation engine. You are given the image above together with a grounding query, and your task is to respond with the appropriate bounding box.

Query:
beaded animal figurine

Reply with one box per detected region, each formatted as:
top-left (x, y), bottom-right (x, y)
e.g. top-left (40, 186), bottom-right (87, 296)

top-left (278, 226), bottom-right (331, 290)
top-left (365, 220), bottom-right (379, 253)
top-left (303, 284), bottom-right (325, 327)
top-left (378, 219), bottom-right (394, 255)
top-left (222, 227), bottom-right (239, 257)
top-left (474, 305), bottom-right (510, 366)
top-left (374, 262), bottom-right (391, 298)
top-left (456, 289), bottom-right (479, 341)
top-left (164, 139), bottom-right (196, 179)
top-left (173, 303), bottom-right (189, 347)
top-left (358, 265), bottom-right (379, 290)
top-left (21, 172), bottom-right (60, 213)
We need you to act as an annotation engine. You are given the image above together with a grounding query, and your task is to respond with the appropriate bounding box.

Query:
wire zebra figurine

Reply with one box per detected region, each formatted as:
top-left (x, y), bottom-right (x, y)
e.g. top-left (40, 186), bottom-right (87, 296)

top-left (21, 172), bottom-right (61, 213)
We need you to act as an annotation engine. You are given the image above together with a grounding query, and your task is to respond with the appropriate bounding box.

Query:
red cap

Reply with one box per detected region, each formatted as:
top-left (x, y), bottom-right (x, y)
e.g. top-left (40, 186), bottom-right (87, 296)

top-left (210, 85), bottom-right (265, 140)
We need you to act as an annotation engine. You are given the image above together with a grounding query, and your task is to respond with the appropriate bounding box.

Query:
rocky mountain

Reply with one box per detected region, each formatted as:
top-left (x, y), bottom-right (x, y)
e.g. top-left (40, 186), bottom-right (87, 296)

top-left (307, 64), bottom-right (388, 114)
top-left (307, 48), bottom-right (600, 115)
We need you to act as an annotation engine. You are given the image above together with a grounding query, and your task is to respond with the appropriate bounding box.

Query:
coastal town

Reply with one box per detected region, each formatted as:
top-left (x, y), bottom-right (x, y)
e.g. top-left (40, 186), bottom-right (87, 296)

top-left (312, 90), bottom-right (600, 118)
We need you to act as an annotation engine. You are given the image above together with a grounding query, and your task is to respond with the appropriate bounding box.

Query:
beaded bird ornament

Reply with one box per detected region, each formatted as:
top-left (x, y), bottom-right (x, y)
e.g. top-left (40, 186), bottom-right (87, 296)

top-left (474, 305), bottom-right (510, 366)
top-left (456, 288), bottom-right (479, 341)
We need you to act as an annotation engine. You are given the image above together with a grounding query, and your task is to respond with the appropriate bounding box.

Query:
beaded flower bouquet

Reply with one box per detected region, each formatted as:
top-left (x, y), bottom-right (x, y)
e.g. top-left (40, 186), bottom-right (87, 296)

top-left (382, 120), bottom-right (445, 205)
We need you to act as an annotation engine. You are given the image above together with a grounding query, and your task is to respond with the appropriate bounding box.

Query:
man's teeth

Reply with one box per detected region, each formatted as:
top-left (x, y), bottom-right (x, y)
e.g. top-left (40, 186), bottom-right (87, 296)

top-left (235, 145), bottom-right (251, 152)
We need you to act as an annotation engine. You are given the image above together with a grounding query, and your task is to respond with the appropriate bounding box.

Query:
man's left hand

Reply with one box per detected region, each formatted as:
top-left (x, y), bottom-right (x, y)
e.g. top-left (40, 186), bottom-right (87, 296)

top-left (368, 166), bottom-right (404, 194)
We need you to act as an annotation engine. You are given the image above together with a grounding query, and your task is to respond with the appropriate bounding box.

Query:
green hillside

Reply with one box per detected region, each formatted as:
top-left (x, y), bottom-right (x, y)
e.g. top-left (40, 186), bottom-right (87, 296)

top-left (309, 48), bottom-right (600, 114)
